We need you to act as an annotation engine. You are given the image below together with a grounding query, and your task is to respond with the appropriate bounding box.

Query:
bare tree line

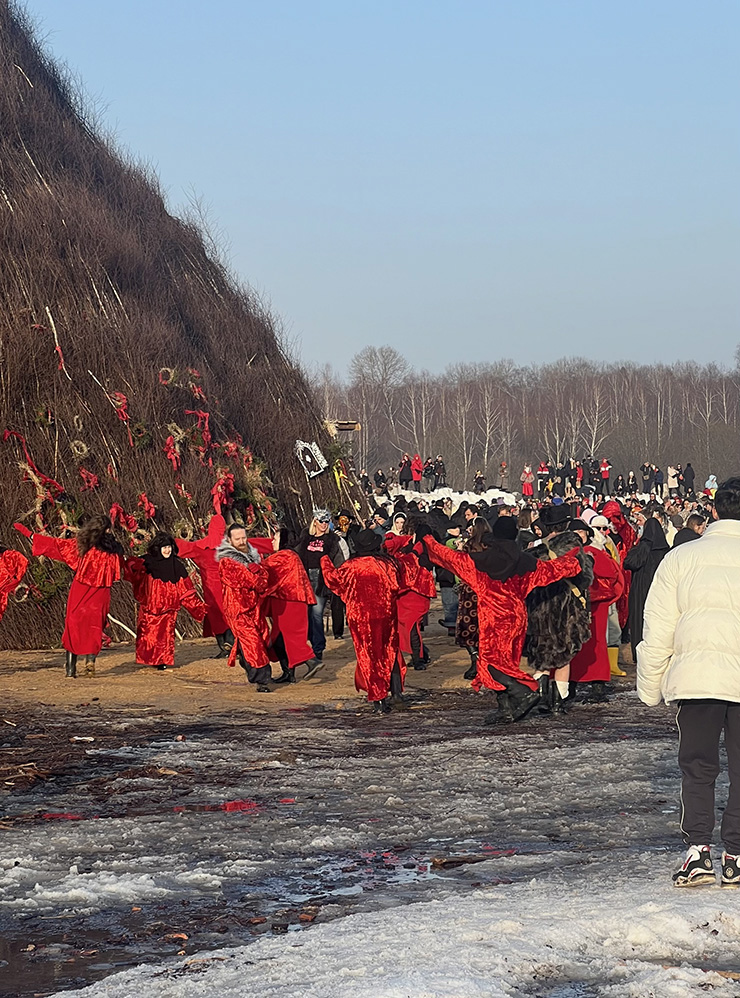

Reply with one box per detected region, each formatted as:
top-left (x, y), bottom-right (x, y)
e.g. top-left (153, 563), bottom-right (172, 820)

top-left (311, 346), bottom-right (740, 488)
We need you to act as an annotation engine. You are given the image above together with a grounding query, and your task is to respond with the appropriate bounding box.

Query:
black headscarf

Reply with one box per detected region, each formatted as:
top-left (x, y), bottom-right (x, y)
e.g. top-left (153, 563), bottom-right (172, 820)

top-left (469, 538), bottom-right (538, 582)
top-left (143, 532), bottom-right (189, 583)
top-left (641, 517), bottom-right (670, 552)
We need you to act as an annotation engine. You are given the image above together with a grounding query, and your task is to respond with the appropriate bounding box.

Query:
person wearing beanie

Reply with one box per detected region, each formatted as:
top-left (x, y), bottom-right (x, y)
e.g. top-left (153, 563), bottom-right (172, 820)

top-left (321, 529), bottom-right (404, 714)
top-left (124, 532), bottom-right (207, 671)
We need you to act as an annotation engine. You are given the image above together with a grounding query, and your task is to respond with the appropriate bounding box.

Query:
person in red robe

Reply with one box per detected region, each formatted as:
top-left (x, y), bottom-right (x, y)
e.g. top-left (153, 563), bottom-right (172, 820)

top-left (0, 546), bottom-right (28, 621)
top-left (601, 498), bottom-right (637, 636)
top-left (249, 530), bottom-right (317, 683)
top-left (569, 519), bottom-right (625, 699)
top-left (321, 529), bottom-right (403, 714)
top-left (216, 522), bottom-right (273, 691)
top-left (16, 516), bottom-right (123, 678)
top-left (420, 529), bottom-right (582, 721)
top-left (384, 528), bottom-right (436, 671)
top-left (124, 533), bottom-right (207, 670)
top-left (175, 514), bottom-right (230, 656)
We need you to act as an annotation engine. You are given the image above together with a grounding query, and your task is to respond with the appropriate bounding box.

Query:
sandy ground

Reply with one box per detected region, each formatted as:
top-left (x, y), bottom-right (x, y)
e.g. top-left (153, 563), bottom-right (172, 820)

top-left (0, 601), bottom-right (503, 716)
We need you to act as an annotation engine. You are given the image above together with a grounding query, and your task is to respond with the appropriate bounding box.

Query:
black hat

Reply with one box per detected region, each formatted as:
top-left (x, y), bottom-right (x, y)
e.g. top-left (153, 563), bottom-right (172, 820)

top-left (539, 504), bottom-right (573, 529)
top-left (354, 529), bottom-right (382, 555)
top-left (569, 518), bottom-right (594, 542)
top-left (491, 516), bottom-right (518, 541)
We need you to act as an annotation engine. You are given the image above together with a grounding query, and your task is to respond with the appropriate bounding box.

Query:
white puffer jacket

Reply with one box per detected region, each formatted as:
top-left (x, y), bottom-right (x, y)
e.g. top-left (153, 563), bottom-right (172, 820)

top-left (637, 519), bottom-right (740, 705)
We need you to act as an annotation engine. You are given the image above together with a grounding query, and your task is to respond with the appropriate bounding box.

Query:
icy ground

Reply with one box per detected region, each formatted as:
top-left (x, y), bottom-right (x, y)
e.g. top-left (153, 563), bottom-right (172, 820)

top-left (2, 687), bottom-right (739, 997)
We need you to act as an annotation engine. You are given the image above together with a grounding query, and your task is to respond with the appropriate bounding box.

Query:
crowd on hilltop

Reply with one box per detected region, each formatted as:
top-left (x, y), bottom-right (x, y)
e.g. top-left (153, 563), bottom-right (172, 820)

top-left (360, 453), bottom-right (718, 502)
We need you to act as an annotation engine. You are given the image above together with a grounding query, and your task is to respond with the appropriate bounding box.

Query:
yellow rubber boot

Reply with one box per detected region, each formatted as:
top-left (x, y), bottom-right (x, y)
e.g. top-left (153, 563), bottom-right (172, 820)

top-left (609, 646), bottom-right (626, 677)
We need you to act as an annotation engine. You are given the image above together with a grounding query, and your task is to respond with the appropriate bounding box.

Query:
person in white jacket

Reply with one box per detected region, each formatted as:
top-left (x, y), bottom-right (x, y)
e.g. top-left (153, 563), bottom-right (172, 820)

top-left (637, 477), bottom-right (740, 888)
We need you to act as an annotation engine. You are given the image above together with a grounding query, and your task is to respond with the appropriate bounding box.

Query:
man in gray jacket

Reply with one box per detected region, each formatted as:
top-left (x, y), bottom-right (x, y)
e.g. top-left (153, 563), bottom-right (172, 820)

top-left (637, 477), bottom-right (740, 887)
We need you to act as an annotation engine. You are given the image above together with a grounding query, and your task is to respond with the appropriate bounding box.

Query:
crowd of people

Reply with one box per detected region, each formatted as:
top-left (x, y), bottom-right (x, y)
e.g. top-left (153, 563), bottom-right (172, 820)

top-left (3, 465), bottom-right (740, 887)
top-left (0, 461), bottom-right (713, 715)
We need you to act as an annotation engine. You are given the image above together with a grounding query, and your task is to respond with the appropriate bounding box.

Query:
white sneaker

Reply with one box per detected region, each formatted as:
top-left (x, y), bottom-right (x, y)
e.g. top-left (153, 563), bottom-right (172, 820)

top-left (672, 845), bottom-right (716, 887)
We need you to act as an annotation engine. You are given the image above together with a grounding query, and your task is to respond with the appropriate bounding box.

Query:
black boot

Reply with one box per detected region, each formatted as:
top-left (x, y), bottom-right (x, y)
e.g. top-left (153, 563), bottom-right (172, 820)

top-left (583, 680), bottom-right (609, 703)
top-left (214, 632), bottom-right (232, 659)
top-left (273, 660), bottom-right (295, 684)
top-left (483, 692), bottom-right (514, 725)
top-left (487, 666), bottom-right (541, 721)
top-left (410, 625), bottom-right (427, 670)
top-left (84, 656), bottom-right (96, 678)
top-left (551, 685), bottom-right (572, 714)
top-left (65, 652), bottom-right (77, 679)
top-left (536, 675), bottom-right (552, 713)
top-left (463, 649), bottom-right (478, 681)
top-left (372, 698), bottom-right (392, 715)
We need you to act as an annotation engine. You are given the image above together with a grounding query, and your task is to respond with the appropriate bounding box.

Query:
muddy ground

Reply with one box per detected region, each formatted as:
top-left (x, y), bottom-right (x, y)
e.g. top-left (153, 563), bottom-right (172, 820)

top-left (0, 614), bottom-right (643, 998)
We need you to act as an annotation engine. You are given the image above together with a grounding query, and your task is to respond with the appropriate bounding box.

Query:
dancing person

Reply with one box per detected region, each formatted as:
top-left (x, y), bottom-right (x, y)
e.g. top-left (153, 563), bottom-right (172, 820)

top-left (17, 516), bottom-right (123, 678)
top-left (217, 522), bottom-right (273, 691)
top-left (419, 524), bottom-right (582, 722)
top-left (321, 528), bottom-right (403, 714)
top-left (175, 514), bottom-right (231, 657)
top-left (124, 532), bottom-right (206, 670)
top-left (569, 519), bottom-right (625, 701)
top-left (294, 509), bottom-right (344, 669)
top-left (0, 544), bottom-right (28, 622)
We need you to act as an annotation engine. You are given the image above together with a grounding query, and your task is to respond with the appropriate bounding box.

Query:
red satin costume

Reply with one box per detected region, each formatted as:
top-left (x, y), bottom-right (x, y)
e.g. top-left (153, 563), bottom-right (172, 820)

top-left (249, 541), bottom-right (316, 669)
top-left (32, 535), bottom-right (122, 656)
top-left (175, 515), bottom-right (228, 636)
top-left (124, 559), bottom-right (207, 666)
top-left (424, 536), bottom-right (580, 693)
top-left (601, 500), bottom-right (637, 629)
top-left (0, 550), bottom-right (28, 620)
top-left (321, 554), bottom-right (401, 702)
top-left (570, 546), bottom-right (624, 684)
top-left (218, 557), bottom-right (271, 669)
top-left (384, 534), bottom-right (435, 656)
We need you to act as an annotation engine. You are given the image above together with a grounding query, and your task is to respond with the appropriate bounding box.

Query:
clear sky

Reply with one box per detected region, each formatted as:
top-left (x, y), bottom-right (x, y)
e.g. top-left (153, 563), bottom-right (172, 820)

top-left (19, 0), bottom-right (740, 373)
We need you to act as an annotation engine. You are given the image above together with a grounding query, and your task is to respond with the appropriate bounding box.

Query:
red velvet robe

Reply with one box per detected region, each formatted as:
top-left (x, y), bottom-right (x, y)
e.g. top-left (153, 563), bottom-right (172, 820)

top-left (175, 515), bottom-right (227, 636)
top-left (384, 534), bottom-right (436, 655)
top-left (0, 550), bottom-right (28, 621)
top-left (218, 556), bottom-right (271, 668)
top-left (321, 554), bottom-right (401, 702)
top-left (124, 558), bottom-right (207, 666)
top-left (250, 542), bottom-right (316, 668)
top-left (32, 535), bottom-right (122, 655)
top-left (425, 536), bottom-right (580, 692)
top-left (601, 500), bottom-right (637, 629)
top-left (570, 546), bottom-right (624, 683)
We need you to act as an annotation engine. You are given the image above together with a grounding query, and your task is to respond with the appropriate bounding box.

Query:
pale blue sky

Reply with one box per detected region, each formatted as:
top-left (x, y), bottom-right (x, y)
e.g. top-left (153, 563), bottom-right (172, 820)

top-left (21, 0), bottom-right (740, 372)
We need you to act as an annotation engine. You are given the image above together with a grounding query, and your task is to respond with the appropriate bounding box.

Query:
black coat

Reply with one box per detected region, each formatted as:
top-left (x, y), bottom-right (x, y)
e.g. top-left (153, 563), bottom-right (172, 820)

top-left (623, 518), bottom-right (669, 658)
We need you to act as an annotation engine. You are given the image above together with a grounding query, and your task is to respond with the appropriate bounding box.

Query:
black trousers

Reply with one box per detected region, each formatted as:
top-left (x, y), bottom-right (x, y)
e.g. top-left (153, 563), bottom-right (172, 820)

top-left (330, 594), bottom-right (345, 638)
top-left (236, 641), bottom-right (272, 685)
top-left (676, 699), bottom-right (740, 853)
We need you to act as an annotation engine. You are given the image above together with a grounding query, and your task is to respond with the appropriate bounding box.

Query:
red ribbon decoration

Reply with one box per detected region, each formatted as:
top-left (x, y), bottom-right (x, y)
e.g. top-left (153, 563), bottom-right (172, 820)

top-left (79, 468), bottom-right (99, 492)
top-left (111, 392), bottom-right (134, 447)
top-left (109, 503), bottom-right (138, 532)
top-left (3, 429), bottom-right (65, 499)
top-left (138, 492), bottom-right (156, 519)
top-left (163, 435), bottom-right (181, 471)
top-left (211, 470), bottom-right (235, 514)
top-left (184, 409), bottom-right (212, 466)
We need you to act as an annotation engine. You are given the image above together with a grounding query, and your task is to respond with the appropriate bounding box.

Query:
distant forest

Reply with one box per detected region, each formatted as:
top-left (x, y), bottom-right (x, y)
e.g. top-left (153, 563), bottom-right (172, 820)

top-left (311, 347), bottom-right (740, 489)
